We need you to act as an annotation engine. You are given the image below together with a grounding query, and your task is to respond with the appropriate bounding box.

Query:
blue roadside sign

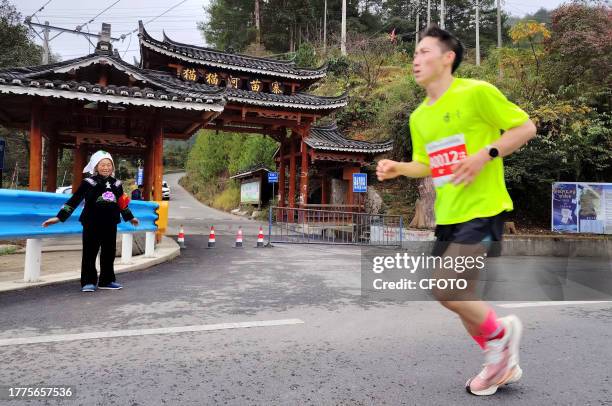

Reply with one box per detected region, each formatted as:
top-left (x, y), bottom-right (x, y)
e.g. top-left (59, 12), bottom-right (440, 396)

top-left (136, 167), bottom-right (144, 186)
top-left (268, 172), bottom-right (278, 183)
top-left (353, 173), bottom-right (367, 193)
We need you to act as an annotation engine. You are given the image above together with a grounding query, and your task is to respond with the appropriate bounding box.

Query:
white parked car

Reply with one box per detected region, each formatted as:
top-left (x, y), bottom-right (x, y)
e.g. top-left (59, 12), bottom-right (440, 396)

top-left (55, 186), bottom-right (72, 194)
top-left (162, 180), bottom-right (171, 200)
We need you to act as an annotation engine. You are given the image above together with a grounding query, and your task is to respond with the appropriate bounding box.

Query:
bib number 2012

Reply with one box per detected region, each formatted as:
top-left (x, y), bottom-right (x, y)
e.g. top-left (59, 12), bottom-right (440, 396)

top-left (425, 134), bottom-right (467, 187)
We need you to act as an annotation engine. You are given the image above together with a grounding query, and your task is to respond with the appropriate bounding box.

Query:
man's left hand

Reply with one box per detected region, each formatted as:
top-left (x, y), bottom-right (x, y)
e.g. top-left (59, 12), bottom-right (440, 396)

top-left (451, 150), bottom-right (490, 186)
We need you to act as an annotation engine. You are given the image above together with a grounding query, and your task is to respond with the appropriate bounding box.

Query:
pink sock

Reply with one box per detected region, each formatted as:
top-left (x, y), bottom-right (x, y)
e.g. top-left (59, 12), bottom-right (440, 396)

top-left (471, 334), bottom-right (487, 349)
top-left (471, 309), bottom-right (504, 349)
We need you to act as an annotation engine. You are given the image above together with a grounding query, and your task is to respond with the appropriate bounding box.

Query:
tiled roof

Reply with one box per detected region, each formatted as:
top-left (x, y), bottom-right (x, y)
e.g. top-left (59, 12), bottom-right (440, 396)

top-left (0, 50), bottom-right (346, 112)
top-left (139, 21), bottom-right (327, 81)
top-left (0, 53), bottom-right (225, 112)
top-left (226, 88), bottom-right (347, 110)
top-left (306, 123), bottom-right (393, 153)
top-left (229, 164), bottom-right (272, 179)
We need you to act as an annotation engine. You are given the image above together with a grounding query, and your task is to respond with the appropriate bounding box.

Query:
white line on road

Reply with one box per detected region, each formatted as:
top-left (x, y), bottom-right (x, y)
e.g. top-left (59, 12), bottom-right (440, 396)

top-left (498, 301), bottom-right (612, 309)
top-left (179, 206), bottom-right (192, 209)
top-left (0, 319), bottom-right (304, 347)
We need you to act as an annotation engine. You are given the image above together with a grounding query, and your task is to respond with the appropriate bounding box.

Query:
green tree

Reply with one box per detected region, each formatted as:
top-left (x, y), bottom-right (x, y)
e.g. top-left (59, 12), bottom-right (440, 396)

top-left (198, 0), bottom-right (256, 52)
top-left (544, 1), bottom-right (611, 106)
top-left (0, 0), bottom-right (41, 68)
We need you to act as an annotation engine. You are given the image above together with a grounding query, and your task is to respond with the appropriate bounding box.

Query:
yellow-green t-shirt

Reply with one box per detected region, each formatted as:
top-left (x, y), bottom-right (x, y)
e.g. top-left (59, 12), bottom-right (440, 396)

top-left (409, 78), bottom-right (529, 225)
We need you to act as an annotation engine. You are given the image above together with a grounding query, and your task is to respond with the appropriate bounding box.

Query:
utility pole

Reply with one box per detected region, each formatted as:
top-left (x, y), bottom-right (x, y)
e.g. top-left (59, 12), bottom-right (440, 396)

top-left (440, 0), bottom-right (445, 29)
top-left (341, 0), bottom-right (347, 56)
top-left (496, 0), bottom-right (502, 48)
top-left (427, 0), bottom-right (431, 26)
top-left (415, 6), bottom-right (420, 49)
top-left (323, 0), bottom-right (327, 54)
top-left (497, 0), bottom-right (503, 77)
top-left (42, 21), bottom-right (50, 64)
top-left (475, 0), bottom-right (480, 66)
top-left (254, 0), bottom-right (261, 45)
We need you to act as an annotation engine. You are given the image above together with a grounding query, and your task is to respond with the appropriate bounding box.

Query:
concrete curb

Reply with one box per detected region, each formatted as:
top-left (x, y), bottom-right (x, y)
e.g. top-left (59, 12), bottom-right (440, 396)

top-left (0, 236), bottom-right (181, 293)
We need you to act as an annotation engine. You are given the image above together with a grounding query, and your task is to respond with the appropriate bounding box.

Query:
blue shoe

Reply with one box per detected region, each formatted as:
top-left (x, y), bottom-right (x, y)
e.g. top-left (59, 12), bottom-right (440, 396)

top-left (98, 282), bottom-right (123, 290)
top-left (81, 284), bottom-right (96, 292)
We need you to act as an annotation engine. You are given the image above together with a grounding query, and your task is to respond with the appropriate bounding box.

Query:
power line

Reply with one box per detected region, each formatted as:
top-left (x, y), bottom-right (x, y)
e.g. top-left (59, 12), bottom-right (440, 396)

top-left (26, 0), bottom-right (54, 21)
top-left (143, 0), bottom-right (189, 26)
top-left (75, 0), bottom-right (122, 32)
top-left (119, 0), bottom-right (190, 39)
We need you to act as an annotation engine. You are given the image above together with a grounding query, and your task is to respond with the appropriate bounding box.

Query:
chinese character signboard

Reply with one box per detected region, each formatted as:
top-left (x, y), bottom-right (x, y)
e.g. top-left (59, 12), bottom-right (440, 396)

top-left (353, 173), bottom-right (367, 193)
top-left (181, 68), bottom-right (197, 81)
top-left (228, 76), bottom-right (241, 89)
top-left (136, 167), bottom-right (144, 186)
top-left (268, 172), bottom-right (278, 183)
top-left (205, 72), bottom-right (220, 86)
top-left (248, 79), bottom-right (262, 92)
top-left (240, 180), bottom-right (261, 204)
top-left (270, 81), bottom-right (284, 95)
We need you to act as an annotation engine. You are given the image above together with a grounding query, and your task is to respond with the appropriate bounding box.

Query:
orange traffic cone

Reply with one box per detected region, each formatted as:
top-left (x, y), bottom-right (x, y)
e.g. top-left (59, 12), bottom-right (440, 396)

top-left (256, 226), bottom-right (264, 248)
top-left (208, 225), bottom-right (216, 248)
top-left (177, 225), bottom-right (186, 249)
top-left (235, 227), bottom-right (243, 248)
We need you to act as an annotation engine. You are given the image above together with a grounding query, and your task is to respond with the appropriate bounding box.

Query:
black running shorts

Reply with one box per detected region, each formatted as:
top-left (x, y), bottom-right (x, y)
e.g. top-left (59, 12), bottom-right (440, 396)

top-left (431, 211), bottom-right (507, 257)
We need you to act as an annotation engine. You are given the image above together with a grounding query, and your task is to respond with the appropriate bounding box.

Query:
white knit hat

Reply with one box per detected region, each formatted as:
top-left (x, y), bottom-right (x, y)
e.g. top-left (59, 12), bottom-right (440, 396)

top-left (83, 150), bottom-right (115, 175)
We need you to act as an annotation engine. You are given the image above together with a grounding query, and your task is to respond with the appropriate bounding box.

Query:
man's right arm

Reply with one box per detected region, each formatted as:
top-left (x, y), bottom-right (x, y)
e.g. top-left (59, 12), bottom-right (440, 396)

top-left (376, 159), bottom-right (430, 181)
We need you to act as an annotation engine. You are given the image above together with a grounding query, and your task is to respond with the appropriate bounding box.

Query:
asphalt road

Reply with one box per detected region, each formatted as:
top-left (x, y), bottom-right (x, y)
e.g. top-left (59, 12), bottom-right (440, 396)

top-left (0, 173), bottom-right (611, 405)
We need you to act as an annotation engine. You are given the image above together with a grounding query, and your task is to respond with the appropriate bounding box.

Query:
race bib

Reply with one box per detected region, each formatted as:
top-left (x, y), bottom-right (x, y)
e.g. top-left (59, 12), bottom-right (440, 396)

top-left (425, 134), bottom-right (467, 187)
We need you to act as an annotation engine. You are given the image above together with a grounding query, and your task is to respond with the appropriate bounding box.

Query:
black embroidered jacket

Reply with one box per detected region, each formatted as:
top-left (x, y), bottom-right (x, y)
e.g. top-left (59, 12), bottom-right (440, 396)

top-left (56, 175), bottom-right (135, 226)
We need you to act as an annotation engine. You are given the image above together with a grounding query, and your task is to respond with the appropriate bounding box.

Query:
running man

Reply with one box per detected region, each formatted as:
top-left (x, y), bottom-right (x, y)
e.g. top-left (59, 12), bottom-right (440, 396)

top-left (376, 26), bottom-right (537, 395)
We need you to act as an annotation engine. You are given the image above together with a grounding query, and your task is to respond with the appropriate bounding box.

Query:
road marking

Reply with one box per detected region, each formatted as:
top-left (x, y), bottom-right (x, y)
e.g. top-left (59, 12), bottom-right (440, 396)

top-left (498, 301), bottom-right (612, 309)
top-left (179, 206), bottom-right (192, 209)
top-left (0, 319), bottom-right (304, 347)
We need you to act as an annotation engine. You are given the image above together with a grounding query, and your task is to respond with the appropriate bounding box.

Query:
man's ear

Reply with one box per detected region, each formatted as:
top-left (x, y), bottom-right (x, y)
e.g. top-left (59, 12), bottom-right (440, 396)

top-left (445, 50), bottom-right (456, 67)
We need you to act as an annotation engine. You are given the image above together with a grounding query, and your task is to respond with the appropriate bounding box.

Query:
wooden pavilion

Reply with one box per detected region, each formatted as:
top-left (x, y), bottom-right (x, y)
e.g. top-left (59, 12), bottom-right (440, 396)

top-left (0, 22), bottom-right (392, 212)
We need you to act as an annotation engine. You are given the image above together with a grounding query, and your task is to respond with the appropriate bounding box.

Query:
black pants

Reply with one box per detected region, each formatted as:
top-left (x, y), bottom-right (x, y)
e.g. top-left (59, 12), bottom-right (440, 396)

top-left (81, 224), bottom-right (117, 287)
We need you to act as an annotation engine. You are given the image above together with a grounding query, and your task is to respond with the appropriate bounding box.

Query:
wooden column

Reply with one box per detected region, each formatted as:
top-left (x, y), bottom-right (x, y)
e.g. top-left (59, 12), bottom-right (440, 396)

top-left (144, 135), bottom-right (154, 201)
top-left (71, 144), bottom-right (87, 191)
top-left (343, 166), bottom-right (360, 207)
top-left (152, 114), bottom-right (164, 202)
top-left (288, 133), bottom-right (297, 223)
top-left (299, 129), bottom-right (309, 207)
top-left (278, 140), bottom-right (286, 207)
top-left (288, 134), bottom-right (296, 209)
top-left (45, 138), bottom-right (58, 192)
top-left (28, 99), bottom-right (42, 191)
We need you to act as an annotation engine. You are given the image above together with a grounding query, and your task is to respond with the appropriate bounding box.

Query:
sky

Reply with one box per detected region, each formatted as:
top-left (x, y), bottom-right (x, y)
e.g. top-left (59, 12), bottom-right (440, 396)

top-left (15, 0), bottom-right (568, 64)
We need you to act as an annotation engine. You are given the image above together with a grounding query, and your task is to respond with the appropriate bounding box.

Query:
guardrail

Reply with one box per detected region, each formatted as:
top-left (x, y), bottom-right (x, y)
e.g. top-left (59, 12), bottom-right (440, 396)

top-left (269, 206), bottom-right (404, 246)
top-left (0, 188), bottom-right (160, 283)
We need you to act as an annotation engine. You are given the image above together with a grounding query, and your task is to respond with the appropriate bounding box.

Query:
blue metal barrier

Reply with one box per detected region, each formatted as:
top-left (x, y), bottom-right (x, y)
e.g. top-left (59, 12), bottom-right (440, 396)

top-left (0, 189), bottom-right (158, 239)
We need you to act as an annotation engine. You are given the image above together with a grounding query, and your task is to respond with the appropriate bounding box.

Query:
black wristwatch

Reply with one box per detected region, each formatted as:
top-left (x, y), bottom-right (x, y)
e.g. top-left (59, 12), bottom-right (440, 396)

top-left (485, 145), bottom-right (499, 159)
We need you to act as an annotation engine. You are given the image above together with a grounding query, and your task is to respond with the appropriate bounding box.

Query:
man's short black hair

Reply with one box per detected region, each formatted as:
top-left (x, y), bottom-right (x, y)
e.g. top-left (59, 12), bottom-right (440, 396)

top-left (419, 25), bottom-right (464, 73)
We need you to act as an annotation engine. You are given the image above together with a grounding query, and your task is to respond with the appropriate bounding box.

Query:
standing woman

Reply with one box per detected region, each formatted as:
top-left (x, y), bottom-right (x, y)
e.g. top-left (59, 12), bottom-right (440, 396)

top-left (42, 150), bottom-right (139, 292)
